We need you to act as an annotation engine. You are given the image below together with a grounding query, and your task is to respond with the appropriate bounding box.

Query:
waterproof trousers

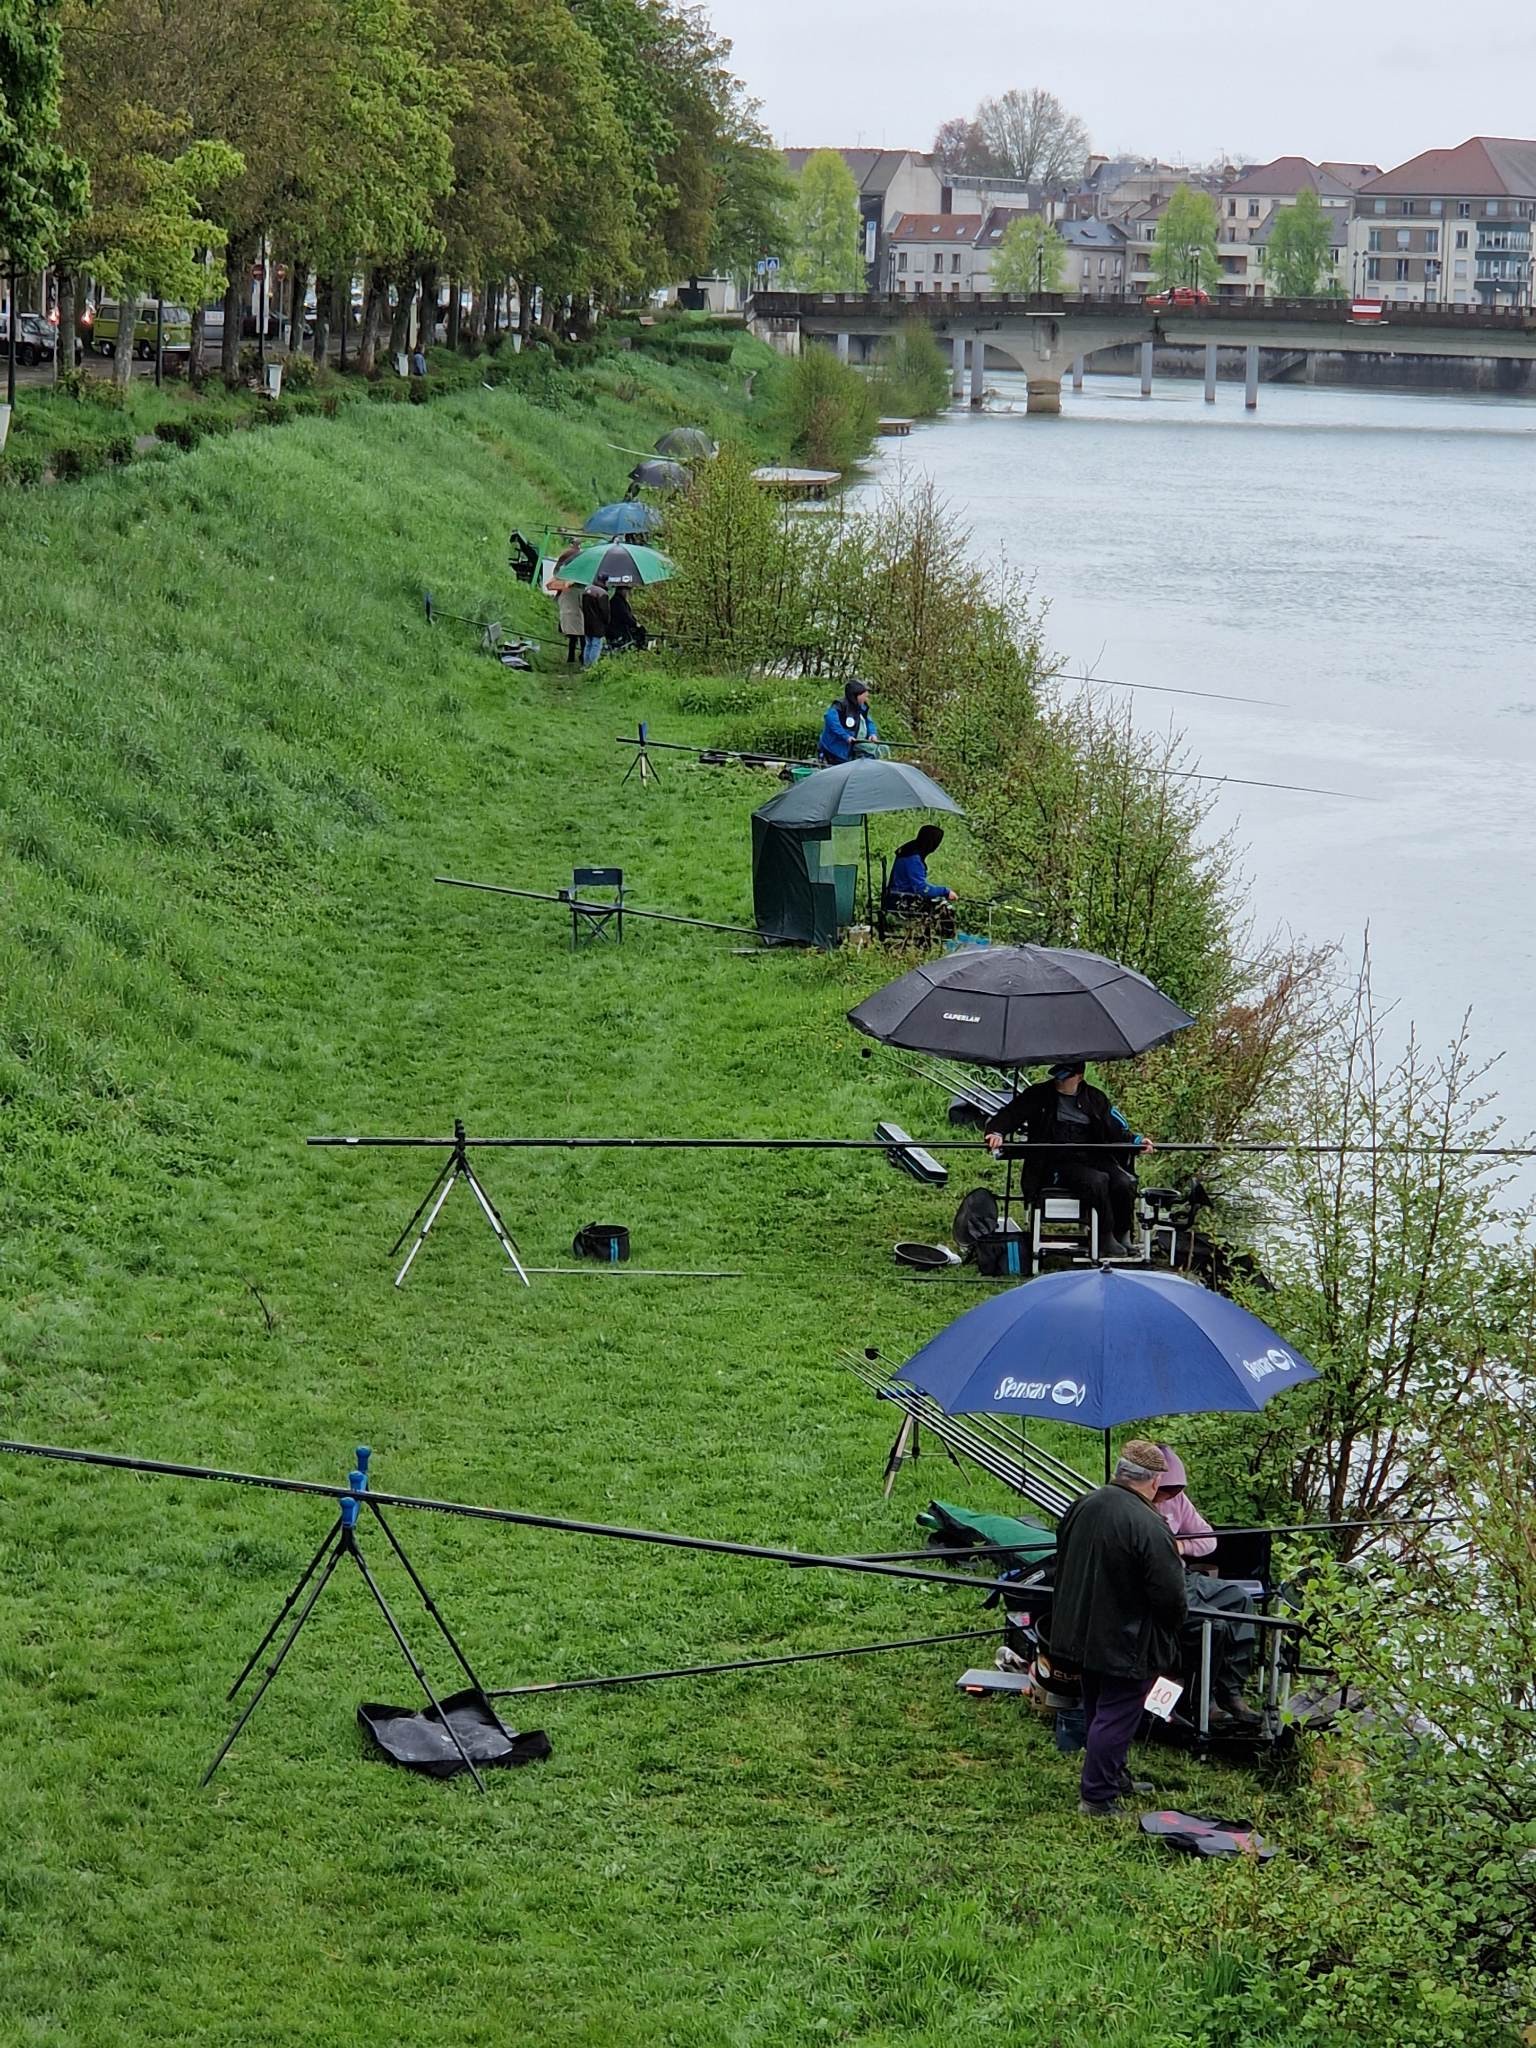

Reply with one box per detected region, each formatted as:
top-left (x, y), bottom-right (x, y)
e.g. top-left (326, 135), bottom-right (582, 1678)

top-left (1079, 1670), bottom-right (1148, 1806)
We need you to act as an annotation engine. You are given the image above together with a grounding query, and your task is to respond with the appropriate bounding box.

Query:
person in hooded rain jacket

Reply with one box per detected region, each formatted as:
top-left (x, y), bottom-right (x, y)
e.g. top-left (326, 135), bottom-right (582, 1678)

top-left (887, 824), bottom-right (956, 904)
top-left (984, 1062), bottom-right (1151, 1258)
top-left (1047, 1440), bottom-right (1188, 1816)
top-left (818, 680), bottom-right (879, 764)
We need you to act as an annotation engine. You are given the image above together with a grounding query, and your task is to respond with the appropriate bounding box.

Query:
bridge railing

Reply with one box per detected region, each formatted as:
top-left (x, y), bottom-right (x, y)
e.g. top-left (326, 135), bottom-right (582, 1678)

top-left (746, 289), bottom-right (1536, 333)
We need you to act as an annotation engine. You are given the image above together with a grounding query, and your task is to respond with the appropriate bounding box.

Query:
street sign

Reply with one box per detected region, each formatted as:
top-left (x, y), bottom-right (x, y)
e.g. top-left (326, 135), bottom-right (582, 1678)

top-left (250, 264), bottom-right (265, 281)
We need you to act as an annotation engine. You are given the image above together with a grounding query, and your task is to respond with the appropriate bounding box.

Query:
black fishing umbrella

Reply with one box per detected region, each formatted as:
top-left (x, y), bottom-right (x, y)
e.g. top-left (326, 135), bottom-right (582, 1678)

top-left (655, 427), bottom-right (716, 459)
top-left (756, 759), bottom-right (963, 926)
top-left (627, 459), bottom-right (690, 495)
top-left (847, 945), bottom-right (1194, 1066)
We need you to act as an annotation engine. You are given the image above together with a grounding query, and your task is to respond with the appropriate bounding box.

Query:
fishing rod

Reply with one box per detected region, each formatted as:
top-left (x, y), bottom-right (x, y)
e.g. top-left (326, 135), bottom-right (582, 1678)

top-left (434, 875), bottom-right (765, 941)
top-left (308, 1132), bottom-right (1536, 1158)
top-left (491, 1627), bottom-right (1001, 1700)
top-left (0, 1440), bottom-right (1022, 1597)
top-left (1048, 672), bottom-right (1284, 709)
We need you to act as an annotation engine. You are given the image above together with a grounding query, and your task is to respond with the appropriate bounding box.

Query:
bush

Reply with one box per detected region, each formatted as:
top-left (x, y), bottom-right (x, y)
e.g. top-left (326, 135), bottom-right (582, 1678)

top-left (154, 417), bottom-right (205, 450)
top-left (870, 322), bottom-right (952, 418)
top-left (408, 375), bottom-right (429, 405)
top-left (770, 342), bottom-right (878, 470)
top-left (279, 350), bottom-right (318, 391)
top-left (103, 433), bottom-right (136, 465)
top-left (51, 443), bottom-right (105, 481)
top-left (0, 446), bottom-right (46, 488)
top-left (81, 378), bottom-right (128, 412)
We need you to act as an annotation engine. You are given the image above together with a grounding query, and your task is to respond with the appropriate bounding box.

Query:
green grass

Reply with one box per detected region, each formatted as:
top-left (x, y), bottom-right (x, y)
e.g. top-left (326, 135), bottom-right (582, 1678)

top-left (1, 356), bottom-right (1306, 2047)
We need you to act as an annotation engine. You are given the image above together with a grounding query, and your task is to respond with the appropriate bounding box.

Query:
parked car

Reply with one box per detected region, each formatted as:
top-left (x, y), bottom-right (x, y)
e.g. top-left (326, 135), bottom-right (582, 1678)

top-left (1146, 285), bottom-right (1211, 310)
top-left (0, 311), bottom-right (58, 365)
top-left (79, 301), bottom-right (193, 358)
top-left (1348, 298), bottom-right (1388, 324)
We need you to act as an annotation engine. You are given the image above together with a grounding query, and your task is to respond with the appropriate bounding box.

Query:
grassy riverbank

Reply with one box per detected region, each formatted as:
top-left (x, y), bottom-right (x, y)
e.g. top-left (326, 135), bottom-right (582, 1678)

top-left (1, 350), bottom-right (1326, 2047)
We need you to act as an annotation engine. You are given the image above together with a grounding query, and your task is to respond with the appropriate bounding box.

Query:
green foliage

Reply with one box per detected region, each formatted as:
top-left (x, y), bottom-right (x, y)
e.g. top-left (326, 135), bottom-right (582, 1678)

top-left (784, 147), bottom-right (866, 291)
top-left (1152, 183), bottom-right (1220, 293)
top-left (1263, 187), bottom-right (1338, 297)
top-left (869, 322), bottom-right (951, 418)
top-left (0, 0), bottom-right (87, 270)
top-left (0, 443), bottom-right (46, 485)
top-left (990, 213), bottom-right (1068, 295)
top-left (771, 341), bottom-right (877, 469)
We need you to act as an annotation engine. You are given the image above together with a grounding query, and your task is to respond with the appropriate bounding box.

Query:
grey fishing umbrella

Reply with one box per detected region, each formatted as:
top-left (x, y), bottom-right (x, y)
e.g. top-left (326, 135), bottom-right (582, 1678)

top-left (847, 944), bottom-right (1194, 1066)
top-left (655, 427), bottom-right (716, 459)
top-left (627, 459), bottom-right (690, 494)
top-left (756, 758), bottom-right (963, 925)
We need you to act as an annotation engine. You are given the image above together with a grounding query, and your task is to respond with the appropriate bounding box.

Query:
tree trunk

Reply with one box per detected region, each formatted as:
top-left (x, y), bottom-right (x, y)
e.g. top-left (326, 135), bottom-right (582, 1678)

top-left (518, 278), bottom-right (535, 343)
top-left (387, 273), bottom-right (413, 357)
top-left (221, 235), bottom-right (253, 380)
top-left (418, 264), bottom-right (439, 351)
top-left (52, 270), bottom-right (77, 383)
top-left (286, 260), bottom-right (309, 355)
top-left (311, 273), bottom-right (332, 363)
top-left (446, 274), bottom-right (461, 351)
top-left (465, 282), bottom-right (483, 347)
top-left (357, 268), bottom-right (387, 375)
top-left (112, 289), bottom-right (141, 388)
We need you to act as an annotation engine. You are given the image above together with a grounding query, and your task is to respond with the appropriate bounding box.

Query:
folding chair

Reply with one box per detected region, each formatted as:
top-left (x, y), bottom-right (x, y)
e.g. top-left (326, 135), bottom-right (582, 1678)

top-left (1030, 1187), bottom-right (1099, 1273)
top-left (566, 867), bottom-right (624, 948)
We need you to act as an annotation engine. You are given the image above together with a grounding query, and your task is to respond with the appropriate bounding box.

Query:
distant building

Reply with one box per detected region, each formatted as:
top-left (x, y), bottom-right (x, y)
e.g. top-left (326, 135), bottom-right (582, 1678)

top-left (1352, 138), bottom-right (1536, 306)
top-left (965, 209), bottom-right (1127, 296)
top-left (780, 149), bottom-right (944, 284)
top-left (1217, 157), bottom-right (1367, 297)
top-left (884, 213), bottom-right (984, 295)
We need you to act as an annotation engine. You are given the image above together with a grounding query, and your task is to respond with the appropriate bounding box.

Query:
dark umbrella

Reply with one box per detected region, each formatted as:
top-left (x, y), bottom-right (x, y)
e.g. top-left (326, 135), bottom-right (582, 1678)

top-left (895, 1266), bottom-right (1318, 1478)
top-left (756, 759), bottom-right (963, 927)
top-left (627, 460), bottom-right (690, 494)
top-left (847, 945), bottom-right (1193, 1066)
top-left (585, 501), bottom-right (664, 538)
top-left (655, 427), bottom-right (716, 459)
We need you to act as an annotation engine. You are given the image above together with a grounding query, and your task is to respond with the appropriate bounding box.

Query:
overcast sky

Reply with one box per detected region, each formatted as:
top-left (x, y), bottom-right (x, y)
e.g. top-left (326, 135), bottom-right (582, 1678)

top-left (707, 0), bottom-right (1536, 172)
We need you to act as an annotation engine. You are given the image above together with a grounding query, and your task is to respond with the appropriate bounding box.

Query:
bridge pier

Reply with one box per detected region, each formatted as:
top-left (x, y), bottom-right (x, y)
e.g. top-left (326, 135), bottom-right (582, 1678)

top-left (951, 335), bottom-right (965, 400)
top-left (1245, 343), bottom-right (1259, 411)
top-left (1027, 377), bottom-right (1062, 415)
top-left (1140, 341), bottom-right (1153, 397)
top-left (1204, 342), bottom-right (1217, 404)
top-left (835, 331), bottom-right (850, 363)
top-left (1071, 355), bottom-right (1084, 392)
top-left (970, 339), bottom-right (986, 408)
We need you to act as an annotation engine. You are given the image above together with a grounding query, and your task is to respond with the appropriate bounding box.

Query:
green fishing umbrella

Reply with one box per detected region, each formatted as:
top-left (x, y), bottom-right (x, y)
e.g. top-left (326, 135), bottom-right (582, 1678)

top-left (558, 543), bottom-right (674, 588)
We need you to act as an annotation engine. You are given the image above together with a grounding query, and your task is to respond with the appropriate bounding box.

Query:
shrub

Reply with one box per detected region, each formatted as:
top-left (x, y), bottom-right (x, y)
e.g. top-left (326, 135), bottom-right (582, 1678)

top-left (154, 417), bottom-right (204, 450)
top-left (52, 443), bottom-right (105, 481)
top-left (0, 446), bottom-right (46, 488)
top-left (869, 322), bottom-right (952, 418)
top-left (81, 378), bottom-right (128, 412)
top-left (54, 365), bottom-right (89, 402)
top-left (103, 433), bottom-right (136, 465)
top-left (279, 351), bottom-right (318, 391)
top-left (408, 375), bottom-right (429, 405)
top-left (770, 342), bottom-right (878, 470)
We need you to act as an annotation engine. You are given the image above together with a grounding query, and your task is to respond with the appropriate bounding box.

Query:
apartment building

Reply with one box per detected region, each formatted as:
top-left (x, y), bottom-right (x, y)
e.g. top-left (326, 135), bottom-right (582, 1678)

top-left (1350, 138), bottom-right (1536, 306)
top-left (884, 213), bottom-right (984, 295)
top-left (1217, 157), bottom-right (1368, 297)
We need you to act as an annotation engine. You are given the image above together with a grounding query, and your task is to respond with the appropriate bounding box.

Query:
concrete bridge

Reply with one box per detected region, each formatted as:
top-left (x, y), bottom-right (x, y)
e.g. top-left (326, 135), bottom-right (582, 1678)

top-left (747, 290), bottom-right (1536, 413)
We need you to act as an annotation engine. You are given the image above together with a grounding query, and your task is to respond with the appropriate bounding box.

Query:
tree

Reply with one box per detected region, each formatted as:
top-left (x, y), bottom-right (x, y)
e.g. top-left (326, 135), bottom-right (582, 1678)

top-left (1263, 185), bottom-right (1337, 297)
top-left (1151, 182), bottom-right (1218, 293)
top-left (708, 130), bottom-right (791, 288)
top-left (975, 88), bottom-right (1089, 186)
top-left (784, 147), bottom-right (864, 291)
top-left (931, 116), bottom-right (993, 178)
top-left (989, 214), bottom-right (1067, 294)
top-left (0, 0), bottom-right (87, 277)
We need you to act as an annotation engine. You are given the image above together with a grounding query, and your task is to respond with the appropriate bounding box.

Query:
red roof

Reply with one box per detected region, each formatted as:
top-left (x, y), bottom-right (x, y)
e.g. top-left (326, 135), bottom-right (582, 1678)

top-left (887, 213), bottom-right (983, 243)
top-left (1361, 137), bottom-right (1536, 197)
top-left (1223, 156), bottom-right (1363, 199)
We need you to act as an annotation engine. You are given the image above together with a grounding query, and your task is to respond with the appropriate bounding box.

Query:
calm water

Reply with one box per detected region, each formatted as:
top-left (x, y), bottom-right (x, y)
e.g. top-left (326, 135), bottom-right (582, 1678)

top-left (855, 371), bottom-right (1536, 1139)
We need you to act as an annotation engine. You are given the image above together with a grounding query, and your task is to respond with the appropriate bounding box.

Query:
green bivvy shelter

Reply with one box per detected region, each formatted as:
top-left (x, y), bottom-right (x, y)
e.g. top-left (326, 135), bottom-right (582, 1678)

top-left (750, 809), bottom-right (859, 948)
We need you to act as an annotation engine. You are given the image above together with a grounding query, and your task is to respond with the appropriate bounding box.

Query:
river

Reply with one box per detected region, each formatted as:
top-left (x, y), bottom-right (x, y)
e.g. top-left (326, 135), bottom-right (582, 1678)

top-left (854, 370), bottom-right (1536, 1142)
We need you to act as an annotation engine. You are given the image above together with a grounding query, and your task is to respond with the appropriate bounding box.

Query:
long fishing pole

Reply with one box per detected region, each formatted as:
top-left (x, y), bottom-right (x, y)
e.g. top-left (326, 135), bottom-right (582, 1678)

top-left (1048, 672), bottom-right (1284, 709)
top-left (491, 1628), bottom-right (1001, 1699)
top-left (434, 876), bottom-right (764, 940)
top-left (0, 1441), bottom-right (1020, 1595)
top-left (307, 1133), bottom-right (1536, 1158)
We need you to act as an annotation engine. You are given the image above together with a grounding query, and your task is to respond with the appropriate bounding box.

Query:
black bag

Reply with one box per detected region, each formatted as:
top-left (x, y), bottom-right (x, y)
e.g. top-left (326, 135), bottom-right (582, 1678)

top-left (952, 1187), bottom-right (999, 1265)
top-left (975, 1229), bottom-right (1027, 1279)
top-left (572, 1221), bottom-right (630, 1263)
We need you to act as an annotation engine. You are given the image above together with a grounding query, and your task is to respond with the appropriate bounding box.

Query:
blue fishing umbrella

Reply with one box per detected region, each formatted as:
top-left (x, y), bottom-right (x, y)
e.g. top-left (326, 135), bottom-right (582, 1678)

top-left (895, 1267), bottom-right (1317, 1475)
top-left (585, 501), bottom-right (664, 537)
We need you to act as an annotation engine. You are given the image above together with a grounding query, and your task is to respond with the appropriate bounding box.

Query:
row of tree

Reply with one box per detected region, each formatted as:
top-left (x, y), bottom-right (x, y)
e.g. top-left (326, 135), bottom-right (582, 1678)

top-left (2, 0), bottom-right (792, 383)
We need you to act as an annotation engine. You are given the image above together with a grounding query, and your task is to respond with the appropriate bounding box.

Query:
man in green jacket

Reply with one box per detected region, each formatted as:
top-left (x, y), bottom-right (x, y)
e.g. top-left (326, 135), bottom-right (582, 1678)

top-left (1048, 1440), bottom-right (1188, 1816)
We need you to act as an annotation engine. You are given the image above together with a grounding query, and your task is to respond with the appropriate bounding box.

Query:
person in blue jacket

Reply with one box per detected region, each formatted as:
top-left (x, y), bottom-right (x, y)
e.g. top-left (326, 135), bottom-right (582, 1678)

top-left (887, 824), bottom-right (957, 905)
top-left (818, 680), bottom-right (879, 764)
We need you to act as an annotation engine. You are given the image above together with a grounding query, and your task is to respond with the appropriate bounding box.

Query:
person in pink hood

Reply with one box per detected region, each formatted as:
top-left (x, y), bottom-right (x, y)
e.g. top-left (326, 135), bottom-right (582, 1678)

top-left (1153, 1445), bottom-right (1260, 1724)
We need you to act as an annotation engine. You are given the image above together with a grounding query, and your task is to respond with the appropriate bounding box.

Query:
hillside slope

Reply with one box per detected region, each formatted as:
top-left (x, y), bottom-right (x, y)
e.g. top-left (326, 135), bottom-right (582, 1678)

top-left (2, 360), bottom-right (1251, 2048)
